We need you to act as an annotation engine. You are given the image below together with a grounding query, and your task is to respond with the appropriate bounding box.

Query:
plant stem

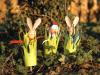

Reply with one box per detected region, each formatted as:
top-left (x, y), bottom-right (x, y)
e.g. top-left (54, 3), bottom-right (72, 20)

top-left (30, 66), bottom-right (33, 72)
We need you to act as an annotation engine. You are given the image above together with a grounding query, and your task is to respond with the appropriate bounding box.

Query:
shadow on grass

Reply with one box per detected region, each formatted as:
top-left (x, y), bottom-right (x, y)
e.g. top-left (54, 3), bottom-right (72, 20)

top-left (85, 22), bottom-right (100, 41)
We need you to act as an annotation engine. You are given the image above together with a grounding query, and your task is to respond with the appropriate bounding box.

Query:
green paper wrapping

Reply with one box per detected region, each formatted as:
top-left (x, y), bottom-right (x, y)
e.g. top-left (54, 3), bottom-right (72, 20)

top-left (64, 33), bottom-right (80, 53)
top-left (23, 33), bottom-right (37, 66)
top-left (45, 33), bottom-right (60, 55)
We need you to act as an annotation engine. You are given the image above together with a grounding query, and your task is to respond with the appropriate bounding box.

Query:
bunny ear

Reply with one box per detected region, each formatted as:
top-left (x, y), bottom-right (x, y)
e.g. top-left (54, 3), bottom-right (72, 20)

top-left (27, 17), bottom-right (33, 31)
top-left (33, 18), bottom-right (41, 30)
top-left (73, 16), bottom-right (79, 27)
top-left (65, 16), bottom-right (72, 28)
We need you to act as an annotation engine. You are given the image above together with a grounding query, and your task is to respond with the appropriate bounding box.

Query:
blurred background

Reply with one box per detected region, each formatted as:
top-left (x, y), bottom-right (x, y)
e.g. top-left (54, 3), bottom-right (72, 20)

top-left (0, 0), bottom-right (100, 23)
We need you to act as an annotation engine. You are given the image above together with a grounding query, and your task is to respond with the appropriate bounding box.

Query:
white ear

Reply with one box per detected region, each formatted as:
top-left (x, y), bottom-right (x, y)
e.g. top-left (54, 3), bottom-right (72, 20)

top-left (27, 17), bottom-right (33, 31)
top-left (65, 16), bottom-right (72, 28)
top-left (73, 16), bottom-right (79, 27)
top-left (33, 18), bottom-right (41, 30)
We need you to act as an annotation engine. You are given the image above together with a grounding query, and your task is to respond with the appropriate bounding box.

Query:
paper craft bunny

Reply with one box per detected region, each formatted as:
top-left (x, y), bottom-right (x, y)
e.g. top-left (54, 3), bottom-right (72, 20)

top-left (65, 16), bottom-right (79, 35)
top-left (23, 17), bottom-right (41, 67)
top-left (64, 16), bottom-right (80, 53)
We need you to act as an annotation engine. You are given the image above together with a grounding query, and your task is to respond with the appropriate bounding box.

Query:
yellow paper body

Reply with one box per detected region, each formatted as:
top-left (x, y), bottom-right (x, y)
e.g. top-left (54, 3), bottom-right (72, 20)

top-left (23, 34), bottom-right (37, 66)
top-left (65, 35), bottom-right (80, 53)
top-left (45, 36), bottom-right (60, 55)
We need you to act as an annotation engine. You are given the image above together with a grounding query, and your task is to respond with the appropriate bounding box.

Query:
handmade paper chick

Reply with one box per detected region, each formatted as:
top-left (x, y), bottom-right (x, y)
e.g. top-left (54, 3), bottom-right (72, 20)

top-left (49, 21), bottom-right (59, 38)
top-left (43, 20), bottom-right (60, 55)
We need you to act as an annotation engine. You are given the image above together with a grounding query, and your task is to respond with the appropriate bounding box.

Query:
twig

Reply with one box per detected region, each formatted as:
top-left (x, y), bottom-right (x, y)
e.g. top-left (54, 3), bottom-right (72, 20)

top-left (65, 0), bottom-right (66, 13)
top-left (37, 64), bottom-right (44, 73)
top-left (2, 52), bottom-right (14, 73)
top-left (37, 36), bottom-right (44, 40)
top-left (31, 13), bottom-right (54, 21)
top-left (0, 32), bottom-right (8, 34)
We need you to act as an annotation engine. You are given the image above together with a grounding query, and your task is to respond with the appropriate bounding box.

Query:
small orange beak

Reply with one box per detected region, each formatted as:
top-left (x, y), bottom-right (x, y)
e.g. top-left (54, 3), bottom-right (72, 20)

top-left (50, 29), bottom-right (57, 34)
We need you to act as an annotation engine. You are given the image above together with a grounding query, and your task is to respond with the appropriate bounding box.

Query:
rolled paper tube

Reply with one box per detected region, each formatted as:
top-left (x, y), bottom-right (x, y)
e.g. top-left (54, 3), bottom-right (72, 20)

top-left (65, 35), bottom-right (75, 53)
top-left (45, 32), bottom-right (60, 55)
top-left (23, 33), bottom-right (37, 66)
top-left (64, 33), bottom-right (80, 53)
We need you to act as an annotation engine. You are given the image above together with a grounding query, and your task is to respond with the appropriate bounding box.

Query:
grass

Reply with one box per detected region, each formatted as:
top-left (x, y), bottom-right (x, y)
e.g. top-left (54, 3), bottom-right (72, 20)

top-left (0, 20), bottom-right (100, 74)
